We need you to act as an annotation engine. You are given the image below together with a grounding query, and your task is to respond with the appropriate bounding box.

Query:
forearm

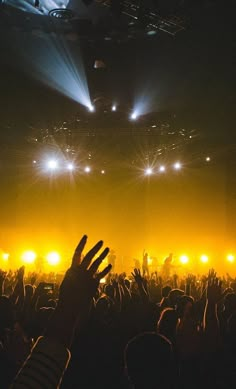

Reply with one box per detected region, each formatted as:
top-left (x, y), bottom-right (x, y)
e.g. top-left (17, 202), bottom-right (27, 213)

top-left (11, 336), bottom-right (71, 389)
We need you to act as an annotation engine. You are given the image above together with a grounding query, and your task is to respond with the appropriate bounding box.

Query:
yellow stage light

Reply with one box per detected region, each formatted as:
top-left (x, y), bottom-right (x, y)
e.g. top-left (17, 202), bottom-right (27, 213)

top-left (46, 252), bottom-right (60, 266)
top-left (145, 168), bottom-right (153, 176)
top-left (174, 162), bottom-right (182, 170)
top-left (22, 251), bottom-right (36, 264)
top-left (180, 255), bottom-right (189, 265)
top-left (227, 254), bottom-right (234, 263)
top-left (200, 254), bottom-right (208, 264)
top-left (2, 253), bottom-right (9, 261)
top-left (148, 257), bottom-right (152, 265)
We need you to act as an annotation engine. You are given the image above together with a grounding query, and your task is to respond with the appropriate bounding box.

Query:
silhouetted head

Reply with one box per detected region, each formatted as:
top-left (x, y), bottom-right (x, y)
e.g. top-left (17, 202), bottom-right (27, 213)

top-left (125, 332), bottom-right (173, 389)
top-left (176, 295), bottom-right (194, 319)
top-left (157, 308), bottom-right (178, 344)
top-left (162, 286), bottom-right (171, 298)
top-left (0, 295), bottom-right (14, 333)
top-left (168, 289), bottom-right (184, 307)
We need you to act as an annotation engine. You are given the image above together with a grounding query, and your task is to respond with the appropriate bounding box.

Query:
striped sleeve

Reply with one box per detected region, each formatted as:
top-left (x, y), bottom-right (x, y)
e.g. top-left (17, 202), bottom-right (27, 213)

top-left (11, 336), bottom-right (71, 389)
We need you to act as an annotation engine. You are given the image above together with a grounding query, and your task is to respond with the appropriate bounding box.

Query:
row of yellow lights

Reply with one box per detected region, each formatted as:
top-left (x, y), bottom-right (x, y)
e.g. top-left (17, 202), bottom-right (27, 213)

top-left (1, 251), bottom-right (60, 266)
top-left (179, 254), bottom-right (235, 265)
top-left (1, 252), bottom-right (235, 266)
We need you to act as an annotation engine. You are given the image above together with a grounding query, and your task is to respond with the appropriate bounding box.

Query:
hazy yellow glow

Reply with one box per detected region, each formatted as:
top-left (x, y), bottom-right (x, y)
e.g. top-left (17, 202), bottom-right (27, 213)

top-left (46, 252), bottom-right (60, 266)
top-left (2, 253), bottom-right (9, 261)
top-left (227, 254), bottom-right (234, 263)
top-left (22, 251), bottom-right (36, 264)
top-left (180, 255), bottom-right (189, 264)
top-left (200, 254), bottom-right (208, 263)
top-left (148, 256), bottom-right (152, 265)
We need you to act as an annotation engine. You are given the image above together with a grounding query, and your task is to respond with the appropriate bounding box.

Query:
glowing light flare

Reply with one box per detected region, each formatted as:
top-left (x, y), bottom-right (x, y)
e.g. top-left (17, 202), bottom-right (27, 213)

top-left (227, 254), bottom-right (234, 263)
top-left (46, 252), bottom-right (60, 266)
top-left (88, 105), bottom-right (95, 112)
top-left (67, 163), bottom-right (74, 171)
top-left (84, 166), bottom-right (91, 173)
top-left (130, 112), bottom-right (138, 120)
top-left (145, 167), bottom-right (153, 176)
top-left (112, 105), bottom-right (117, 112)
top-left (173, 162), bottom-right (182, 170)
top-left (179, 255), bottom-right (189, 265)
top-left (206, 157), bottom-right (211, 162)
top-left (200, 254), bottom-right (209, 264)
top-left (22, 251), bottom-right (36, 264)
top-left (159, 165), bottom-right (166, 173)
top-left (148, 257), bottom-right (152, 265)
top-left (101, 170), bottom-right (105, 174)
top-left (2, 253), bottom-right (9, 261)
top-left (47, 160), bottom-right (58, 170)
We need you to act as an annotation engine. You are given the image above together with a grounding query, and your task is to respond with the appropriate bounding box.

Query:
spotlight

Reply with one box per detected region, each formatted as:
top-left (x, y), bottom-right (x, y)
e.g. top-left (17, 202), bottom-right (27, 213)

top-left (2, 253), bottom-right (9, 261)
top-left (112, 105), bottom-right (117, 112)
top-left (22, 251), bottom-right (36, 264)
top-left (84, 166), bottom-right (91, 173)
top-left (180, 255), bottom-right (189, 264)
top-left (159, 165), bottom-right (166, 173)
top-left (145, 167), bottom-right (153, 176)
top-left (67, 163), bottom-right (74, 171)
top-left (227, 254), bottom-right (234, 263)
top-left (173, 162), bottom-right (182, 170)
top-left (46, 252), bottom-right (60, 266)
top-left (47, 160), bottom-right (58, 170)
top-left (88, 105), bottom-right (95, 112)
top-left (200, 254), bottom-right (208, 264)
top-left (206, 157), bottom-right (211, 162)
top-left (130, 112), bottom-right (138, 120)
top-left (101, 170), bottom-right (105, 174)
top-left (33, 160), bottom-right (37, 164)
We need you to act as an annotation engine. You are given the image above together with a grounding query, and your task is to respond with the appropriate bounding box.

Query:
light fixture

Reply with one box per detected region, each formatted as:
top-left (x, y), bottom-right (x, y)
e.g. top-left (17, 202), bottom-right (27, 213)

top-left (159, 165), bottom-right (166, 173)
top-left (22, 251), bottom-right (36, 264)
top-left (173, 162), bottom-right (182, 170)
top-left (47, 160), bottom-right (58, 170)
top-left (84, 166), bottom-right (91, 173)
top-left (145, 167), bottom-right (153, 176)
top-left (46, 252), bottom-right (60, 266)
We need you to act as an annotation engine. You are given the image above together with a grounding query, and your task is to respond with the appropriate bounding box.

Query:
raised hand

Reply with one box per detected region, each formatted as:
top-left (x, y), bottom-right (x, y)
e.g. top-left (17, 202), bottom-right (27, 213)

top-left (58, 235), bottom-right (111, 319)
top-left (206, 270), bottom-right (222, 304)
top-left (131, 268), bottom-right (143, 285)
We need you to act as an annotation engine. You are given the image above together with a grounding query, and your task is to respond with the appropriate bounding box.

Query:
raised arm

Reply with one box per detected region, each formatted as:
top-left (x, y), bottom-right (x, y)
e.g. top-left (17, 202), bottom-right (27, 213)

top-left (11, 235), bottom-right (111, 389)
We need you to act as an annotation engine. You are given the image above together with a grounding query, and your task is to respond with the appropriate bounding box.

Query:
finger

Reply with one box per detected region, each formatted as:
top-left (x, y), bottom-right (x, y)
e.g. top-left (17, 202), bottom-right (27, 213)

top-left (97, 264), bottom-right (112, 280)
top-left (81, 240), bottom-right (103, 269)
top-left (71, 235), bottom-right (87, 268)
top-left (89, 247), bottom-right (110, 275)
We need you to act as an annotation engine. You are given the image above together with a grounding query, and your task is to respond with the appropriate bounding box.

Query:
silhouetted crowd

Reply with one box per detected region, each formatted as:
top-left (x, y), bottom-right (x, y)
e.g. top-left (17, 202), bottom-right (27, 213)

top-left (1, 236), bottom-right (236, 388)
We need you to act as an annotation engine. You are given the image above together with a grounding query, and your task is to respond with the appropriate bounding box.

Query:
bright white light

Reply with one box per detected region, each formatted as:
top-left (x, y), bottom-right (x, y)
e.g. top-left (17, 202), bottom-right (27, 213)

top-left (101, 170), bottom-right (105, 174)
top-left (159, 165), bottom-right (166, 173)
top-left (84, 166), bottom-right (91, 173)
top-left (200, 255), bottom-right (208, 264)
top-left (46, 252), bottom-right (60, 266)
top-left (130, 112), bottom-right (138, 120)
top-left (173, 162), bottom-right (182, 170)
top-left (145, 168), bottom-right (153, 176)
top-left (206, 157), bottom-right (211, 162)
top-left (67, 163), bottom-right (74, 171)
top-left (2, 253), bottom-right (9, 261)
top-left (47, 160), bottom-right (58, 170)
top-left (112, 105), bottom-right (117, 112)
top-left (180, 255), bottom-right (189, 265)
top-left (22, 251), bottom-right (36, 264)
top-left (88, 105), bottom-right (95, 112)
top-left (33, 160), bottom-right (37, 164)
top-left (227, 254), bottom-right (234, 263)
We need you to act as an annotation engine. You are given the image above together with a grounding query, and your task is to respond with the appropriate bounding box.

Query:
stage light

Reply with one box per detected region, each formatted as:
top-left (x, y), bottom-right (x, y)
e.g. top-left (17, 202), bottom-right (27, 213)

top-left (88, 105), bottom-right (95, 112)
top-left (100, 278), bottom-right (106, 284)
top-left (47, 160), bottom-right (58, 170)
top-left (33, 160), bottom-right (37, 164)
top-left (101, 170), bottom-right (105, 174)
top-left (22, 251), bottom-right (36, 264)
top-left (227, 254), bottom-right (234, 263)
top-left (200, 254), bottom-right (208, 264)
top-left (2, 253), bottom-right (9, 261)
top-left (206, 157), bottom-right (211, 162)
top-left (112, 105), bottom-right (117, 112)
top-left (174, 162), bottom-right (182, 170)
top-left (159, 165), bottom-right (166, 173)
top-left (46, 252), bottom-right (60, 266)
top-left (148, 257), bottom-right (152, 265)
top-left (67, 163), bottom-right (74, 171)
top-left (145, 167), bottom-right (153, 176)
top-left (180, 255), bottom-right (189, 265)
top-left (130, 112), bottom-right (138, 120)
top-left (84, 166), bottom-right (91, 173)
